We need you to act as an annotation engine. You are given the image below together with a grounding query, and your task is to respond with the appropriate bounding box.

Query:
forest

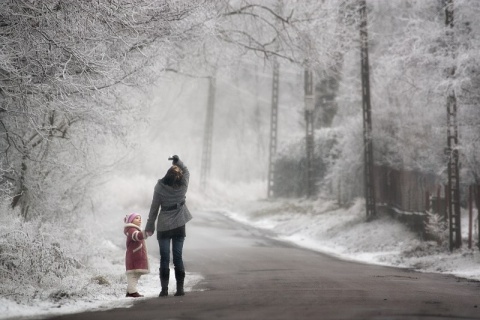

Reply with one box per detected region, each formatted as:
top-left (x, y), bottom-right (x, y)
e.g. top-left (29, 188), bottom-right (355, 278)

top-left (1, 0), bottom-right (480, 306)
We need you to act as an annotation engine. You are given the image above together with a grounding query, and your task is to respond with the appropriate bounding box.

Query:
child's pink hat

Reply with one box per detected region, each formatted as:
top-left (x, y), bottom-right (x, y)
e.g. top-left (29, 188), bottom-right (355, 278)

top-left (124, 213), bottom-right (140, 224)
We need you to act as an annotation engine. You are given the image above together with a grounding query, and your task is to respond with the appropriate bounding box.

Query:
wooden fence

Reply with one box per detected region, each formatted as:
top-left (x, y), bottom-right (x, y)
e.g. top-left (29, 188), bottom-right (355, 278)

top-left (374, 165), bottom-right (439, 213)
top-left (374, 165), bottom-right (480, 247)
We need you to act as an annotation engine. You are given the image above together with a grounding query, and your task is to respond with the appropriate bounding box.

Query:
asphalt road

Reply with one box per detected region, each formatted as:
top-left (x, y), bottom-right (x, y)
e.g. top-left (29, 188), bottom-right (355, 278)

top-left (49, 209), bottom-right (480, 320)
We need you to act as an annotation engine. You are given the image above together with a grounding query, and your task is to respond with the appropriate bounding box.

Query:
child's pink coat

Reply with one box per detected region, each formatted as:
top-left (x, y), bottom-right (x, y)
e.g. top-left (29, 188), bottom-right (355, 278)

top-left (124, 223), bottom-right (149, 274)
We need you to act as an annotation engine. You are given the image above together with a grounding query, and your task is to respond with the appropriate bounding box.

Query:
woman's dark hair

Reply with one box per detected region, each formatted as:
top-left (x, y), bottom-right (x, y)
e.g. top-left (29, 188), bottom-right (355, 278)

top-left (162, 165), bottom-right (183, 188)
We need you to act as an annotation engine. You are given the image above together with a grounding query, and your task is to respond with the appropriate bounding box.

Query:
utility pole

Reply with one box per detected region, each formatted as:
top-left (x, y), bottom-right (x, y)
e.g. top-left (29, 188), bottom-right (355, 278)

top-left (304, 69), bottom-right (315, 198)
top-left (359, 0), bottom-right (376, 220)
top-left (200, 76), bottom-right (216, 191)
top-left (267, 58), bottom-right (280, 198)
top-left (445, 0), bottom-right (461, 250)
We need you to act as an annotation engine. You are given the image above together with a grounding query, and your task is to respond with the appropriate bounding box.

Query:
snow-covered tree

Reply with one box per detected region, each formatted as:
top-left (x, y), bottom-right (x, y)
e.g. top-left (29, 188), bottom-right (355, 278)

top-left (0, 1), bottom-right (212, 219)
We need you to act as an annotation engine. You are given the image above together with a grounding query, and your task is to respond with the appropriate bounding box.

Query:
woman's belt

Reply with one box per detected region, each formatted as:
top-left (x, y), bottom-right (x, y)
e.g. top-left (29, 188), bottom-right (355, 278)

top-left (162, 201), bottom-right (185, 211)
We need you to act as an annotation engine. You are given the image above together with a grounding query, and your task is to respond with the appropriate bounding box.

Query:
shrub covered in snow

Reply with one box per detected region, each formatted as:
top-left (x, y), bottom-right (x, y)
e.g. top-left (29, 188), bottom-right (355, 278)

top-left (0, 213), bottom-right (77, 301)
top-left (424, 211), bottom-right (448, 246)
top-left (0, 210), bottom-right (125, 304)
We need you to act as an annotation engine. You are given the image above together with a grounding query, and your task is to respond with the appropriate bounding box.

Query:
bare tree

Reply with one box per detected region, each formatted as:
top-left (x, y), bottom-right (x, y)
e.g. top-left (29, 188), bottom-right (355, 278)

top-left (214, 0), bottom-right (357, 70)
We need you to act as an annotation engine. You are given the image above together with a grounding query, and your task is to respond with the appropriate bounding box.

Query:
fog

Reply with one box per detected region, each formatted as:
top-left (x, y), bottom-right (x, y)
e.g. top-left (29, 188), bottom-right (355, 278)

top-left (99, 58), bottom-right (307, 219)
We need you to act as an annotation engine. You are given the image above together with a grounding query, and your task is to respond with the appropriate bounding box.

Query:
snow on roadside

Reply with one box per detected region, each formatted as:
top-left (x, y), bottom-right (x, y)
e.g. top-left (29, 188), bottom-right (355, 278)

top-left (1, 272), bottom-right (202, 320)
top-left (223, 197), bottom-right (480, 282)
top-left (1, 239), bottom-right (202, 320)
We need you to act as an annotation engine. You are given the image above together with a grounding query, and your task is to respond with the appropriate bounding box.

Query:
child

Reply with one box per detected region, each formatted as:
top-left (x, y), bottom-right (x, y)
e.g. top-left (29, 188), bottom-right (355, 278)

top-left (124, 213), bottom-right (150, 298)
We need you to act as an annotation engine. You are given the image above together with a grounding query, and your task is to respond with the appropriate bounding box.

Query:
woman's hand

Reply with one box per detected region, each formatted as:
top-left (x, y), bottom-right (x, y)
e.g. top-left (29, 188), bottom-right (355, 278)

top-left (168, 155), bottom-right (179, 164)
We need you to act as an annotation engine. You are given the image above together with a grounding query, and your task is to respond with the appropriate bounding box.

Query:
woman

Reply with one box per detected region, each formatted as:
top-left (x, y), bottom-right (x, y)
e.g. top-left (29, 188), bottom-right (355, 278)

top-left (145, 155), bottom-right (193, 297)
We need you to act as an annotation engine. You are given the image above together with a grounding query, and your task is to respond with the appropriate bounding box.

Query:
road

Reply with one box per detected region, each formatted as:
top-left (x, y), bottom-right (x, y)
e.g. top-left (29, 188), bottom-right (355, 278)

top-left (49, 209), bottom-right (480, 320)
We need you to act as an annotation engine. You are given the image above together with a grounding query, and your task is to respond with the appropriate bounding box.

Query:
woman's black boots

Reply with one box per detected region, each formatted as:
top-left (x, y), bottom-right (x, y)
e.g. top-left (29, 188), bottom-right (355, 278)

top-left (159, 268), bottom-right (184, 297)
top-left (174, 268), bottom-right (185, 296)
top-left (159, 268), bottom-right (169, 297)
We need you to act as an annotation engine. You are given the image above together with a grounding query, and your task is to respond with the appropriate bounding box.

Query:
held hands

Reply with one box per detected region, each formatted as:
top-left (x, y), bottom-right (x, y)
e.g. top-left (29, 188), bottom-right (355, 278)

top-left (144, 230), bottom-right (153, 238)
top-left (168, 155), bottom-right (179, 164)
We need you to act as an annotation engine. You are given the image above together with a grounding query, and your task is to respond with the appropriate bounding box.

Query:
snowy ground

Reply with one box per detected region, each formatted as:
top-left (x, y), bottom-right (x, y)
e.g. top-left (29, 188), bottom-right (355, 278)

top-left (1, 238), bottom-right (203, 320)
top-left (0, 271), bottom-right (201, 320)
top-left (222, 197), bottom-right (480, 281)
top-left (2, 195), bottom-right (480, 320)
